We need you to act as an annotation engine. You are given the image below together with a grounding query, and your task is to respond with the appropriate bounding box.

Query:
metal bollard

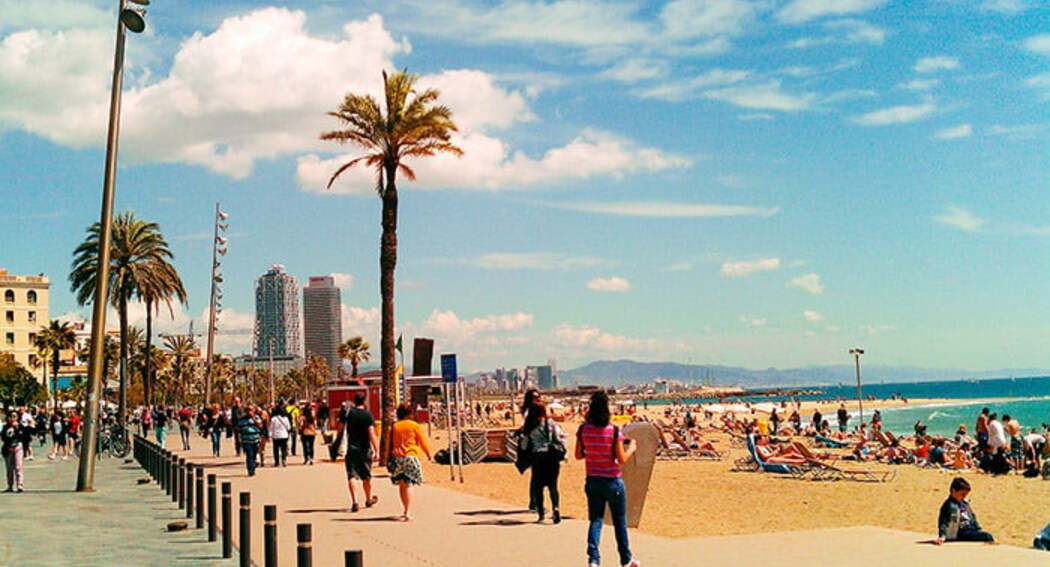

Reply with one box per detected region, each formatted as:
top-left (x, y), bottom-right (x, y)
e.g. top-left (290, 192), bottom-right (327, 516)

top-left (195, 467), bottom-right (205, 529)
top-left (239, 492), bottom-right (251, 567)
top-left (222, 482), bottom-right (232, 558)
top-left (186, 464), bottom-right (194, 519)
top-left (344, 550), bottom-right (364, 567)
top-left (207, 474), bottom-right (217, 542)
top-left (178, 458), bottom-right (186, 509)
top-left (264, 505), bottom-right (278, 567)
top-left (162, 452), bottom-right (170, 493)
top-left (171, 457), bottom-right (179, 503)
top-left (296, 524), bottom-right (312, 567)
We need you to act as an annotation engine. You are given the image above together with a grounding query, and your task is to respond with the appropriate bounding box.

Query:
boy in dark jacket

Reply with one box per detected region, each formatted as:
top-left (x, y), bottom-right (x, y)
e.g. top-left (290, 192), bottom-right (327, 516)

top-left (935, 477), bottom-right (994, 545)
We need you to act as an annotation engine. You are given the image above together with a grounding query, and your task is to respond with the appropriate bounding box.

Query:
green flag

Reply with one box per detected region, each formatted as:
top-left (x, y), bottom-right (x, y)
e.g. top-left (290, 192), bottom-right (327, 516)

top-left (395, 334), bottom-right (403, 353)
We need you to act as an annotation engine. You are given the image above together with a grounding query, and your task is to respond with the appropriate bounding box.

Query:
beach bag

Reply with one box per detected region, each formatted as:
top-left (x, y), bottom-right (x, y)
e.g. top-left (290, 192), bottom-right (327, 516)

top-left (547, 421), bottom-right (567, 461)
top-left (515, 437), bottom-right (532, 474)
top-left (1035, 523), bottom-right (1050, 550)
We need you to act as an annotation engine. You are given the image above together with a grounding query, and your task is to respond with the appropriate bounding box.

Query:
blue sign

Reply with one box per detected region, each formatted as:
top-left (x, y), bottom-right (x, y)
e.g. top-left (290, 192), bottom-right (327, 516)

top-left (440, 354), bottom-right (458, 383)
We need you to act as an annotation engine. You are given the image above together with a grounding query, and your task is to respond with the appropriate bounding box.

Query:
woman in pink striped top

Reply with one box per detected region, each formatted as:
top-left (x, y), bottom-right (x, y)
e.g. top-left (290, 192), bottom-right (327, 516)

top-left (575, 391), bottom-right (639, 567)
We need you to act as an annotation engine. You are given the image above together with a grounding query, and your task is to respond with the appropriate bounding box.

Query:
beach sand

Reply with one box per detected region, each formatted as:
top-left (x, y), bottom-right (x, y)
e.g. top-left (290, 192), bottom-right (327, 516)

top-left (422, 398), bottom-right (1050, 549)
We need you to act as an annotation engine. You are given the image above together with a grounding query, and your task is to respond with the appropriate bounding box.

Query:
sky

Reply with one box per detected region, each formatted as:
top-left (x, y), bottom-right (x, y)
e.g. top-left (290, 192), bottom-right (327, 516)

top-left (1, 0), bottom-right (1048, 374)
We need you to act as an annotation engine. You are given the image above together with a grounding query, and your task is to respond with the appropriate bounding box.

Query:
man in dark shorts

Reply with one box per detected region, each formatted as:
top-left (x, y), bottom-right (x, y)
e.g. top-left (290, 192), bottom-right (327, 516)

top-left (344, 393), bottom-right (378, 512)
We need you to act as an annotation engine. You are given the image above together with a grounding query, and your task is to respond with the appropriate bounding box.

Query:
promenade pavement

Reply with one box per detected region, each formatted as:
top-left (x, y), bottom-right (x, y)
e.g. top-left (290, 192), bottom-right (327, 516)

top-left (157, 433), bottom-right (1048, 567)
top-left (0, 445), bottom-right (237, 567)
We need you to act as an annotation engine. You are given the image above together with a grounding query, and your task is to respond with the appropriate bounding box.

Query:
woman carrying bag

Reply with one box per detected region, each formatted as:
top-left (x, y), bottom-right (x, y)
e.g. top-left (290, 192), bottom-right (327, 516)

top-left (522, 402), bottom-right (566, 524)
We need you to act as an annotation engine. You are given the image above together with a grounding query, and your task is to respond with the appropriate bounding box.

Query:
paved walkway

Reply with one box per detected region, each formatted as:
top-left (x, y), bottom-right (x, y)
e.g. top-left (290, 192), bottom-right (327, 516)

top-left (0, 447), bottom-right (237, 567)
top-left (151, 435), bottom-right (1048, 567)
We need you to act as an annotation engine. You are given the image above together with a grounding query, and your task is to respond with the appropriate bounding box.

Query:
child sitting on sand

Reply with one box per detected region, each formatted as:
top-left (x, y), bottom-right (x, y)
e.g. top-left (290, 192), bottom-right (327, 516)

top-left (935, 477), bottom-right (994, 545)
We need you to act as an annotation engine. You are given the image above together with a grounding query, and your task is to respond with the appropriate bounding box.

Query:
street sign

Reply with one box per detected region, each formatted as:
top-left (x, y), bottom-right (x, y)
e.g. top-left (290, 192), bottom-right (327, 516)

top-left (440, 354), bottom-right (457, 383)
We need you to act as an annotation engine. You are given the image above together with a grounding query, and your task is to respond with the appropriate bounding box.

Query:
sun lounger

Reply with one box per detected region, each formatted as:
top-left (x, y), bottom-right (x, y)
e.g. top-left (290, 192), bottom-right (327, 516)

top-left (745, 435), bottom-right (816, 480)
top-left (814, 434), bottom-right (850, 448)
top-left (805, 459), bottom-right (896, 482)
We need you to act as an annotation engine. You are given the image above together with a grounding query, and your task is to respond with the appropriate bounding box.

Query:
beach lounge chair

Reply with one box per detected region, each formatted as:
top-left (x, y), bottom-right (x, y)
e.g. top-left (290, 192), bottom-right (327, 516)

top-left (745, 435), bottom-right (816, 480)
top-left (804, 459), bottom-right (896, 483)
top-left (655, 424), bottom-right (692, 460)
top-left (814, 434), bottom-right (850, 449)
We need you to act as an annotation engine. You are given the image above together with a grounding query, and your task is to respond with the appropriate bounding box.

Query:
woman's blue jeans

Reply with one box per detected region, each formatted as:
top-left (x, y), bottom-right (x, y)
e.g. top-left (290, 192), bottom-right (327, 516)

top-left (155, 426), bottom-right (167, 448)
top-left (210, 429), bottom-right (222, 456)
top-left (585, 476), bottom-right (632, 566)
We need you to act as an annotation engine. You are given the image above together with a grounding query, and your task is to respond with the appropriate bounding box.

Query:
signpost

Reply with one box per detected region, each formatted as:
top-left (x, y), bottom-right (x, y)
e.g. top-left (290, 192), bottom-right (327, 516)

top-left (440, 355), bottom-right (460, 481)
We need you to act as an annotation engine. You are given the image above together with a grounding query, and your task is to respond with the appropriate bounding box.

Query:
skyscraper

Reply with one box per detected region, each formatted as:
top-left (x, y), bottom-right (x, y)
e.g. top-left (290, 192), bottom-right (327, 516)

top-left (255, 265), bottom-right (300, 357)
top-left (303, 276), bottom-right (342, 376)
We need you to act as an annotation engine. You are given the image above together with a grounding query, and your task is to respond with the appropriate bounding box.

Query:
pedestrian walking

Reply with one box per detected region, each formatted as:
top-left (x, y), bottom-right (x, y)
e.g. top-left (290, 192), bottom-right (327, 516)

top-left (298, 404), bottom-right (318, 465)
top-left (2, 412), bottom-right (25, 492)
top-left (344, 393), bottom-right (379, 512)
top-left (269, 405), bottom-right (291, 467)
top-left (237, 406), bottom-right (263, 477)
top-left (388, 403), bottom-right (431, 521)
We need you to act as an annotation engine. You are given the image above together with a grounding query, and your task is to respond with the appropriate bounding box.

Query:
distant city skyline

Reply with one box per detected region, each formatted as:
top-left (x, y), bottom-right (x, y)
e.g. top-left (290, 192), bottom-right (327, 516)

top-left (2, 1), bottom-right (1049, 374)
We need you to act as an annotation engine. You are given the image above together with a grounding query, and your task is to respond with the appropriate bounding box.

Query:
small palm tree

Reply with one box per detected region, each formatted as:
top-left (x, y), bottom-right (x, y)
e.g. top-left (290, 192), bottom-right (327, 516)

top-left (33, 319), bottom-right (76, 409)
top-left (338, 336), bottom-right (371, 379)
top-left (163, 334), bottom-right (197, 404)
top-left (303, 355), bottom-right (331, 402)
top-left (70, 211), bottom-right (180, 419)
top-left (322, 69), bottom-right (462, 463)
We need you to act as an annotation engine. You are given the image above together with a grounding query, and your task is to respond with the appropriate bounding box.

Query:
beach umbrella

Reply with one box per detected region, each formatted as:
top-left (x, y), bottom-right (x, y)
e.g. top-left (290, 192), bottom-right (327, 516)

top-left (725, 403), bottom-right (751, 414)
top-left (548, 401), bottom-right (565, 410)
top-left (704, 404), bottom-right (726, 413)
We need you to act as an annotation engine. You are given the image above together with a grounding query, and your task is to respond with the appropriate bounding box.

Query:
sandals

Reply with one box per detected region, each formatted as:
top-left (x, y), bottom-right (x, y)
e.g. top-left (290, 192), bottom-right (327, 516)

top-left (350, 503), bottom-right (360, 513)
top-left (398, 514), bottom-right (412, 522)
top-left (366, 496), bottom-right (379, 508)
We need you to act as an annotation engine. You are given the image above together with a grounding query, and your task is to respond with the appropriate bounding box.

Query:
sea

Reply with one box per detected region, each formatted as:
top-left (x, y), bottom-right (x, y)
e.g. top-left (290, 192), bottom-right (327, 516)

top-left (668, 376), bottom-right (1050, 437)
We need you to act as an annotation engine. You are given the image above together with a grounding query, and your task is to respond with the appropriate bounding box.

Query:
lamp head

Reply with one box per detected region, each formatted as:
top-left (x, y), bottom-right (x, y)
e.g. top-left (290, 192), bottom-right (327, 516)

top-left (120, 8), bottom-right (146, 33)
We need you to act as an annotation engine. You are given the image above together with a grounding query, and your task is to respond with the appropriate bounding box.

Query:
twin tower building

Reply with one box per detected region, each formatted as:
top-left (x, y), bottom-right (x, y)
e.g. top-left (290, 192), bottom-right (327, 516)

top-left (254, 265), bottom-right (342, 376)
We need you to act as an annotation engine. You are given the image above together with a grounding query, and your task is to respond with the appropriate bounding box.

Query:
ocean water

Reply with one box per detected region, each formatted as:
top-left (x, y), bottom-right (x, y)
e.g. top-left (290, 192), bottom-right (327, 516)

top-left (669, 375), bottom-right (1050, 438)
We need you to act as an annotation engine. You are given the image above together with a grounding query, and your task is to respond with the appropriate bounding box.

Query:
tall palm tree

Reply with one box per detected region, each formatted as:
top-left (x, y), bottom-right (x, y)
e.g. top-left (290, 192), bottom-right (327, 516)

top-left (322, 70), bottom-right (462, 463)
top-left (338, 336), bottom-right (371, 379)
top-left (70, 211), bottom-right (180, 421)
top-left (33, 319), bottom-right (76, 408)
top-left (303, 355), bottom-right (331, 402)
top-left (163, 334), bottom-right (197, 404)
top-left (137, 258), bottom-right (187, 405)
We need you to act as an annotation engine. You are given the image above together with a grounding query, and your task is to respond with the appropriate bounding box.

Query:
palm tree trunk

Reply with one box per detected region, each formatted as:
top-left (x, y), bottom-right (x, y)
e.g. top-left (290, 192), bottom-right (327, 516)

top-left (51, 352), bottom-right (59, 410)
top-left (118, 297), bottom-right (129, 423)
top-left (379, 169), bottom-right (398, 466)
top-left (144, 298), bottom-right (153, 406)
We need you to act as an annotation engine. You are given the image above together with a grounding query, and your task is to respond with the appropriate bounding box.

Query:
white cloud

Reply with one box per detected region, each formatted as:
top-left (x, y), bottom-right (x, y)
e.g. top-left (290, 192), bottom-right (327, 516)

top-left (899, 78), bottom-right (940, 91)
top-left (0, 0), bottom-right (109, 32)
top-left (790, 19), bottom-right (886, 48)
top-left (1026, 73), bottom-right (1050, 100)
top-left (787, 273), bottom-right (824, 295)
top-left (659, 0), bottom-right (762, 39)
top-left (914, 56), bottom-right (960, 74)
top-left (981, 0), bottom-right (1037, 13)
top-left (934, 124), bottom-right (973, 140)
top-left (1025, 34), bottom-right (1050, 56)
top-left (550, 323), bottom-right (661, 354)
top-left (341, 305), bottom-right (380, 344)
top-left (721, 257), bottom-right (781, 277)
top-left (550, 201), bottom-right (779, 218)
top-left (804, 310), bottom-right (824, 322)
top-left (989, 124), bottom-right (1045, 140)
top-left (329, 273), bottom-right (355, 291)
top-left (738, 113), bottom-right (775, 121)
top-left (0, 9), bottom-right (408, 178)
top-left (636, 68), bottom-right (751, 102)
top-left (421, 310), bottom-right (534, 337)
top-left (587, 277), bottom-right (631, 293)
top-left (934, 205), bottom-right (987, 232)
top-left (449, 253), bottom-right (611, 271)
top-left (853, 101), bottom-right (937, 126)
top-left (705, 80), bottom-right (817, 111)
top-left (777, 0), bottom-right (887, 24)
top-left (661, 262), bottom-right (694, 272)
top-left (739, 315), bottom-right (767, 328)
top-left (300, 128), bottom-right (692, 194)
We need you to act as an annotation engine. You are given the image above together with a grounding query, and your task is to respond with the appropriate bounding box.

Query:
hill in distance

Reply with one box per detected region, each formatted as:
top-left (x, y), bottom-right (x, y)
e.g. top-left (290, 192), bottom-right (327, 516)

top-left (558, 359), bottom-right (1050, 389)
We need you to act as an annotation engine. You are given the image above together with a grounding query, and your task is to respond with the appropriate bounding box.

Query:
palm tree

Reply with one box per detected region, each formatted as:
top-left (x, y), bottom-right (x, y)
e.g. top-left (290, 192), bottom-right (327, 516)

top-left (137, 258), bottom-right (187, 405)
top-left (338, 336), bottom-right (371, 379)
top-left (322, 70), bottom-right (462, 463)
top-left (303, 355), bottom-right (331, 402)
top-left (163, 334), bottom-right (197, 405)
top-left (69, 211), bottom-right (180, 420)
top-left (33, 319), bottom-right (76, 409)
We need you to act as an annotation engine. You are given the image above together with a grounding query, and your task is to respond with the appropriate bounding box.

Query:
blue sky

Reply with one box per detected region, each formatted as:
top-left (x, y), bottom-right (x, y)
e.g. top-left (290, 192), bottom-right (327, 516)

top-left (1, 0), bottom-right (1048, 373)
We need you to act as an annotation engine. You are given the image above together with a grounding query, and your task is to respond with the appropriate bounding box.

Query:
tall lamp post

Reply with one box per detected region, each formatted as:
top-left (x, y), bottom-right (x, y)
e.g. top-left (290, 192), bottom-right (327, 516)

top-left (849, 348), bottom-right (865, 426)
top-left (76, 0), bottom-right (150, 493)
top-left (203, 204), bottom-right (228, 404)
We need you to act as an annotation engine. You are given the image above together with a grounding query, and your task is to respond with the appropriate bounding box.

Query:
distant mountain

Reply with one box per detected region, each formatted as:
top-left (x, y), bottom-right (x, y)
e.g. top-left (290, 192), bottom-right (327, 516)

top-left (558, 359), bottom-right (1050, 389)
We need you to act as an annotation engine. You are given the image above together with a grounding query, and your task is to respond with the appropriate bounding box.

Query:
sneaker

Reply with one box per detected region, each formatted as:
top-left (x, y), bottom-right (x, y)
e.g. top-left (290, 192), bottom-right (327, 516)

top-left (62, 456), bottom-right (68, 461)
top-left (553, 510), bottom-right (561, 524)
top-left (47, 454), bottom-right (55, 461)
top-left (365, 496), bottom-right (378, 508)
top-left (351, 503), bottom-right (360, 513)
top-left (16, 485), bottom-right (23, 493)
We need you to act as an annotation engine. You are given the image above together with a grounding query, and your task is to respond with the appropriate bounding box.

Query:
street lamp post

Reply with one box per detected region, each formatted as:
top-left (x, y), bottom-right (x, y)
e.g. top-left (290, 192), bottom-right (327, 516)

top-left (76, 0), bottom-right (149, 493)
top-left (203, 204), bottom-right (228, 404)
top-left (850, 348), bottom-right (865, 426)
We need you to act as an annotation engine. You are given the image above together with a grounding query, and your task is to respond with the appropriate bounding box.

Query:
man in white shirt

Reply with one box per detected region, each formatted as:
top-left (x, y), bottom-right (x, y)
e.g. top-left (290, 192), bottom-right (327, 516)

top-left (987, 413), bottom-right (1007, 453)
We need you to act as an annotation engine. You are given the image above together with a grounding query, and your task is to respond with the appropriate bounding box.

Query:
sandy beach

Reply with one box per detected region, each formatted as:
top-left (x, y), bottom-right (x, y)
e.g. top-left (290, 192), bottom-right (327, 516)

top-left (423, 397), bottom-right (1050, 549)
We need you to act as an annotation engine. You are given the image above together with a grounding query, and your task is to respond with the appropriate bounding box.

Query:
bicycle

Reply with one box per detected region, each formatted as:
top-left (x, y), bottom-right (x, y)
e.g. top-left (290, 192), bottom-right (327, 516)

top-left (96, 423), bottom-right (131, 459)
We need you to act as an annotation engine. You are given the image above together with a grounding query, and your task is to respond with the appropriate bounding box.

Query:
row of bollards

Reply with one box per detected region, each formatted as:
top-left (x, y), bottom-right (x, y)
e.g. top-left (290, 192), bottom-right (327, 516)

top-left (133, 435), bottom-right (364, 566)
